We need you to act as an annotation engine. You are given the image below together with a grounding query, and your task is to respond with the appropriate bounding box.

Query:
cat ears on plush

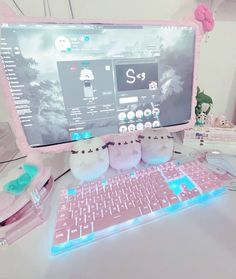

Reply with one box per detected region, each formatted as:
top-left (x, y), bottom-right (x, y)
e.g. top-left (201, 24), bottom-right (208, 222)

top-left (138, 135), bottom-right (174, 140)
top-left (71, 139), bottom-right (143, 153)
top-left (106, 140), bottom-right (141, 146)
top-left (71, 142), bottom-right (114, 154)
top-left (71, 134), bottom-right (174, 153)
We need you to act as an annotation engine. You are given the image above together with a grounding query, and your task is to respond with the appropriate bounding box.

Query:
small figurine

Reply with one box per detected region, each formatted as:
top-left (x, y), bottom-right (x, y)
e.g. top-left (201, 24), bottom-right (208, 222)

top-left (70, 137), bottom-right (109, 182)
top-left (139, 127), bottom-right (174, 165)
top-left (214, 114), bottom-right (234, 128)
top-left (107, 132), bottom-right (141, 170)
top-left (195, 86), bottom-right (213, 126)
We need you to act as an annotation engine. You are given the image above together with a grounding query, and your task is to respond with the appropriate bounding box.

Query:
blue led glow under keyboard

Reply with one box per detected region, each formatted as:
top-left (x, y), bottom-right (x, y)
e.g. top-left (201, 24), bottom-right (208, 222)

top-left (52, 159), bottom-right (226, 255)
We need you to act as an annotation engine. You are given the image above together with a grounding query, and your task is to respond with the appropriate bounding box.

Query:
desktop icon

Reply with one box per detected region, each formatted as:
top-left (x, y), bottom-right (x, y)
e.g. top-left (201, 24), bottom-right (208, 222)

top-left (144, 109), bottom-right (151, 118)
top-left (55, 36), bottom-right (71, 52)
top-left (136, 110), bottom-right (143, 119)
top-left (118, 112), bottom-right (126, 121)
top-left (119, 125), bottom-right (128, 133)
top-left (136, 123), bottom-right (144, 130)
top-left (128, 124), bottom-right (136, 132)
top-left (127, 111), bottom-right (135, 120)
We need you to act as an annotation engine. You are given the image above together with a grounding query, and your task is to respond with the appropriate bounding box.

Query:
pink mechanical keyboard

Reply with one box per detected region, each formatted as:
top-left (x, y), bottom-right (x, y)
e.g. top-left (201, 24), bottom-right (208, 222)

top-left (52, 159), bottom-right (227, 255)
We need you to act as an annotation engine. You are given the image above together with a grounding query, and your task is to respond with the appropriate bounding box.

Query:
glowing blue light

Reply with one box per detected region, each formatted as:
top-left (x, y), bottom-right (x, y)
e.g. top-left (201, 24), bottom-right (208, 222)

top-left (167, 181), bottom-right (182, 195)
top-left (165, 203), bottom-right (182, 213)
top-left (82, 131), bottom-right (92, 139)
top-left (167, 176), bottom-right (196, 194)
top-left (102, 179), bottom-right (107, 187)
top-left (125, 218), bottom-right (139, 225)
top-left (71, 132), bottom-right (81, 141)
top-left (84, 35), bottom-right (90, 42)
top-left (210, 187), bottom-right (226, 196)
top-left (130, 171), bottom-right (136, 178)
top-left (104, 225), bottom-right (117, 233)
top-left (192, 193), bottom-right (210, 203)
top-left (67, 188), bottom-right (77, 196)
top-left (52, 187), bottom-right (225, 256)
top-left (52, 233), bottom-right (95, 255)
top-left (81, 60), bottom-right (90, 65)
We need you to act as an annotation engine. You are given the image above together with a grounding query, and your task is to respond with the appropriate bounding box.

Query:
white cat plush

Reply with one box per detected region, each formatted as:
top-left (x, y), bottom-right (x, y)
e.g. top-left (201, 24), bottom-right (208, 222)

top-left (70, 137), bottom-right (109, 182)
top-left (107, 132), bottom-right (141, 170)
top-left (139, 128), bottom-right (174, 165)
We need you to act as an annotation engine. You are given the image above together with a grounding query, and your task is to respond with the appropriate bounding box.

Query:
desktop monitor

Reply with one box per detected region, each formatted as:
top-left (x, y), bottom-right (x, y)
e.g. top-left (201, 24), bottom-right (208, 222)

top-left (0, 20), bottom-right (198, 153)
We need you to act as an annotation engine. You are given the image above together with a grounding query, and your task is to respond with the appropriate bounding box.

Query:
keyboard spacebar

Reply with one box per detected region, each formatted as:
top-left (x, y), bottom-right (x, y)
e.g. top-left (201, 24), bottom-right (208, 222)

top-left (93, 208), bottom-right (141, 232)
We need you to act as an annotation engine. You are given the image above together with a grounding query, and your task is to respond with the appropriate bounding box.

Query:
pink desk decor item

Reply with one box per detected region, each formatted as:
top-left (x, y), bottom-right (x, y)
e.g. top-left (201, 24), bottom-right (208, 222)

top-left (108, 132), bottom-right (141, 170)
top-left (194, 3), bottom-right (215, 33)
top-left (214, 114), bottom-right (235, 128)
top-left (0, 152), bottom-right (54, 246)
top-left (139, 128), bottom-right (174, 165)
top-left (70, 137), bottom-right (110, 182)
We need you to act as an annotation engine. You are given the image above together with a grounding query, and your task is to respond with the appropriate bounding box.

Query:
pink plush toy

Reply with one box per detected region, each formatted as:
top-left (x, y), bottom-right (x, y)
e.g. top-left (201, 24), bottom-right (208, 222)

top-left (108, 133), bottom-right (141, 170)
top-left (214, 114), bottom-right (234, 128)
top-left (70, 137), bottom-right (109, 182)
top-left (139, 128), bottom-right (174, 165)
top-left (194, 3), bottom-right (215, 33)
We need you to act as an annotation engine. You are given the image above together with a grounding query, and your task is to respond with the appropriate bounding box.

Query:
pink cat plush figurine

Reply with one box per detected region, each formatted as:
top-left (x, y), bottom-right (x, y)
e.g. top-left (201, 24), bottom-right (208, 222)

top-left (108, 133), bottom-right (141, 170)
top-left (70, 137), bottom-right (109, 182)
top-left (139, 128), bottom-right (174, 165)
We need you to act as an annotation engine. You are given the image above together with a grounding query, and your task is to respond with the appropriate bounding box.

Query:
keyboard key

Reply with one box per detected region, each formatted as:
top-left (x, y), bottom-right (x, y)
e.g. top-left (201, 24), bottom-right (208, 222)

top-left (186, 189), bottom-right (200, 198)
top-left (139, 204), bottom-right (152, 215)
top-left (167, 194), bottom-right (180, 205)
top-left (69, 226), bottom-right (80, 241)
top-left (159, 198), bottom-right (169, 208)
top-left (54, 229), bottom-right (68, 245)
top-left (81, 223), bottom-right (93, 236)
top-left (94, 208), bottom-right (140, 231)
top-left (179, 192), bottom-right (188, 201)
top-left (150, 200), bottom-right (161, 211)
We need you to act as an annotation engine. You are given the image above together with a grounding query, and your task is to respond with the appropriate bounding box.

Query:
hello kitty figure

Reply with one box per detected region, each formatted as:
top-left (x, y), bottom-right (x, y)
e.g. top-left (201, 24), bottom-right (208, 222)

top-left (70, 137), bottom-right (109, 182)
top-left (107, 133), bottom-right (141, 170)
top-left (139, 128), bottom-right (174, 165)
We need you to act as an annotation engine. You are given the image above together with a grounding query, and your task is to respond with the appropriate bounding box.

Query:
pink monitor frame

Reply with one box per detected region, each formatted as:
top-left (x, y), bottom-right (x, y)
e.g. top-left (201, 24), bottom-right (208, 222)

top-left (0, 5), bottom-right (206, 155)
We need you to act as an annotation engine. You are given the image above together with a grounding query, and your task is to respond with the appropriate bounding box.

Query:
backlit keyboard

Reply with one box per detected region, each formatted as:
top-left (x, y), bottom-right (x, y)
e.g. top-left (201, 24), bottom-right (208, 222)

top-left (52, 159), bottom-right (227, 255)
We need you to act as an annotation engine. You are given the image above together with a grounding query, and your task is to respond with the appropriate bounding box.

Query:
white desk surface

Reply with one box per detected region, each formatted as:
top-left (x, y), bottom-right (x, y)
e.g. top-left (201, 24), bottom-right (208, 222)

top-left (1, 143), bottom-right (236, 279)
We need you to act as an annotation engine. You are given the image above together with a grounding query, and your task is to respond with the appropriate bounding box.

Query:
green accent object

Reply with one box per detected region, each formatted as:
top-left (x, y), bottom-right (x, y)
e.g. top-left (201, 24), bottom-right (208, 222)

top-left (4, 164), bottom-right (39, 195)
top-left (195, 86), bottom-right (213, 125)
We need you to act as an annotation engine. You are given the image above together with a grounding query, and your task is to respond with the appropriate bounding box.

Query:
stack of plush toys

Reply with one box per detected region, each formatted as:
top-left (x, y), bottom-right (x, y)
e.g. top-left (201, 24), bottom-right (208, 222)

top-left (70, 127), bottom-right (174, 183)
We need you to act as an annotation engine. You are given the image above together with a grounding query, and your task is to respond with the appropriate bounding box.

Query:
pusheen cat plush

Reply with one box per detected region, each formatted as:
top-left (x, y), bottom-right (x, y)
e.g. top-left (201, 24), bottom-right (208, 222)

top-left (107, 133), bottom-right (141, 170)
top-left (70, 137), bottom-right (109, 182)
top-left (139, 128), bottom-right (174, 165)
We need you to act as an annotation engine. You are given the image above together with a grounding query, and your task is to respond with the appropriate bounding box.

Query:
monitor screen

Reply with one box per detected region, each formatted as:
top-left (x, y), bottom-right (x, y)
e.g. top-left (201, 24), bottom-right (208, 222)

top-left (0, 22), bottom-right (196, 149)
